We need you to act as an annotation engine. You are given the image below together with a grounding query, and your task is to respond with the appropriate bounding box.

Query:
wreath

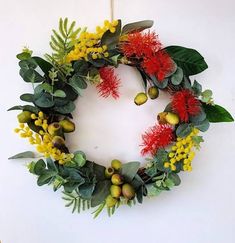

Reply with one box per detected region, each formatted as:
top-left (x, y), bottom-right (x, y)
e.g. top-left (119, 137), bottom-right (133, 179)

top-left (8, 18), bottom-right (234, 217)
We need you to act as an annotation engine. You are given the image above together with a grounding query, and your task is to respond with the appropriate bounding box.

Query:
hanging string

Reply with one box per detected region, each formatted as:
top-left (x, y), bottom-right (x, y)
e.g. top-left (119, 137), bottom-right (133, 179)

top-left (110, 0), bottom-right (114, 21)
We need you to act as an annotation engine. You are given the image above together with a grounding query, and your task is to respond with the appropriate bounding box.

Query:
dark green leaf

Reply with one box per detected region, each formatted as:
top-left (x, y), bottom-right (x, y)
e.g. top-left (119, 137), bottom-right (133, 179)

top-left (79, 183), bottom-right (95, 200)
top-left (54, 101), bottom-right (75, 114)
top-left (121, 162), bottom-right (140, 182)
top-left (101, 19), bottom-right (122, 49)
top-left (7, 105), bottom-right (39, 113)
top-left (122, 20), bottom-right (153, 34)
top-left (8, 151), bottom-right (35, 160)
top-left (165, 46), bottom-right (208, 76)
top-left (37, 170), bottom-right (57, 186)
top-left (20, 93), bottom-right (34, 102)
top-left (34, 93), bottom-right (54, 108)
top-left (34, 159), bottom-right (46, 175)
top-left (32, 56), bottom-right (53, 75)
top-left (91, 180), bottom-right (111, 207)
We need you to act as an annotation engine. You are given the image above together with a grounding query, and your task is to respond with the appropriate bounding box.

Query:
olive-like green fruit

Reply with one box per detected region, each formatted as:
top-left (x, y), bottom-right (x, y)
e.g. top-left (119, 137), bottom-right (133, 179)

top-left (134, 92), bottom-right (148, 106)
top-left (59, 119), bottom-right (75, 133)
top-left (52, 136), bottom-right (65, 149)
top-left (106, 195), bottom-right (117, 208)
top-left (48, 122), bottom-right (62, 136)
top-left (17, 111), bottom-right (32, 123)
top-left (148, 86), bottom-right (159, 99)
top-left (122, 183), bottom-right (135, 200)
top-left (111, 174), bottom-right (124, 186)
top-left (165, 112), bottom-right (180, 125)
top-left (110, 185), bottom-right (122, 198)
top-left (157, 112), bottom-right (168, 124)
top-left (111, 159), bottom-right (122, 170)
top-left (105, 167), bottom-right (115, 178)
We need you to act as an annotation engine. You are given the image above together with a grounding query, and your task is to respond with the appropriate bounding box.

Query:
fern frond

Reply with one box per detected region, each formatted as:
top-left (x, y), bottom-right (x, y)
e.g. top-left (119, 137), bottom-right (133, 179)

top-left (48, 18), bottom-right (81, 64)
top-left (62, 191), bottom-right (91, 214)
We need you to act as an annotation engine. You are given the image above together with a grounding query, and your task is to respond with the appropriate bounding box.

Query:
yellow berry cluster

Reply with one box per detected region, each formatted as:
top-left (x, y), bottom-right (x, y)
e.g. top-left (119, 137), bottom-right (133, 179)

top-left (14, 111), bottom-right (73, 165)
top-left (164, 128), bottom-right (199, 172)
top-left (66, 19), bottom-right (119, 62)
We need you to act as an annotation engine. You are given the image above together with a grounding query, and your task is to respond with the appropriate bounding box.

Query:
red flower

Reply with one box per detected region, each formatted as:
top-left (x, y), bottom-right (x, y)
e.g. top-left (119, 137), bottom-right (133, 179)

top-left (121, 31), bottom-right (162, 58)
top-left (172, 89), bottom-right (201, 122)
top-left (141, 124), bottom-right (174, 156)
top-left (97, 67), bottom-right (121, 99)
top-left (142, 51), bottom-right (174, 81)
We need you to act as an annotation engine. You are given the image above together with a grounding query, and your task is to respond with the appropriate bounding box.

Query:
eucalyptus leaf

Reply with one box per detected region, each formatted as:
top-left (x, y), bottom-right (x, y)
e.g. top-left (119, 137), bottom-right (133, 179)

top-left (7, 105), bottom-right (39, 113)
top-left (91, 180), bottom-right (111, 207)
top-left (192, 80), bottom-right (202, 96)
top-left (171, 67), bottom-right (183, 85)
top-left (176, 123), bottom-right (193, 137)
top-left (121, 161), bottom-right (140, 182)
top-left (122, 20), bottom-right (153, 34)
top-left (54, 101), bottom-right (75, 114)
top-left (20, 93), bottom-right (34, 102)
top-left (8, 151), bottom-right (35, 160)
top-left (37, 170), bottom-right (57, 186)
top-left (168, 173), bottom-right (181, 186)
top-left (151, 75), bottom-right (168, 89)
top-left (53, 90), bottom-right (66, 98)
top-left (194, 118), bottom-right (210, 132)
top-left (34, 93), bottom-right (55, 108)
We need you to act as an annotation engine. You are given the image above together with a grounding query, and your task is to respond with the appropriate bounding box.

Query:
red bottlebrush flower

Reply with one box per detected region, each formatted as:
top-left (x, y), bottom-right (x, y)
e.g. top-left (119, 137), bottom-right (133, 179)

top-left (172, 89), bottom-right (201, 122)
top-left (97, 67), bottom-right (121, 99)
top-left (121, 31), bottom-right (162, 58)
top-left (142, 51), bottom-right (174, 81)
top-left (141, 124), bottom-right (174, 156)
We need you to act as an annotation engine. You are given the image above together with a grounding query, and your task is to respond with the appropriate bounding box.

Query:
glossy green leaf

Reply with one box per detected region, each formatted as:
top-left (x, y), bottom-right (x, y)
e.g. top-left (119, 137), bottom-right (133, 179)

top-left (165, 46), bottom-right (208, 76)
top-left (203, 104), bottom-right (234, 122)
top-left (7, 105), bottom-right (39, 113)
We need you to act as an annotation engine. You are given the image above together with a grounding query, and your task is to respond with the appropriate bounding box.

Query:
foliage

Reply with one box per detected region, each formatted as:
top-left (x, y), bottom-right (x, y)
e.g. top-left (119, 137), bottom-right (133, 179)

top-left (8, 17), bottom-right (234, 218)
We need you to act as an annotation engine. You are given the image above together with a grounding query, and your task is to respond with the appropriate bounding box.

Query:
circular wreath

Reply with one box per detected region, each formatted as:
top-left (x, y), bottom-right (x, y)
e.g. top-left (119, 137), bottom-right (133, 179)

top-left (9, 18), bottom-right (234, 217)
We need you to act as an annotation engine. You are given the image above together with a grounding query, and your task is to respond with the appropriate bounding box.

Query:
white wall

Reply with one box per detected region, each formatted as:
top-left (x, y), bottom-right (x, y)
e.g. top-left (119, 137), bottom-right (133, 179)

top-left (0, 0), bottom-right (235, 242)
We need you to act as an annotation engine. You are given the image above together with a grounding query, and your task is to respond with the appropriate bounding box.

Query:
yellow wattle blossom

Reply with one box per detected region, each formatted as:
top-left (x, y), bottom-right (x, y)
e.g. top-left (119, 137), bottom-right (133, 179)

top-left (66, 19), bottom-right (118, 63)
top-left (14, 112), bottom-right (74, 165)
top-left (164, 128), bottom-right (199, 172)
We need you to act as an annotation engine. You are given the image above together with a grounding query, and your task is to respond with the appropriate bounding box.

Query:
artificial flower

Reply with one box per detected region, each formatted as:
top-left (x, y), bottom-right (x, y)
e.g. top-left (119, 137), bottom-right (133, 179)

top-left (141, 124), bottom-right (174, 156)
top-left (172, 89), bottom-right (201, 122)
top-left (97, 67), bottom-right (121, 99)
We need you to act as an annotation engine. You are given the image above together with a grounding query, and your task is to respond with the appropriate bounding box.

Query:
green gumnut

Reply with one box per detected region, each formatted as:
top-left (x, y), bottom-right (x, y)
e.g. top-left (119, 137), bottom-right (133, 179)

top-left (110, 185), bottom-right (122, 198)
top-left (134, 92), bottom-right (148, 106)
top-left (148, 86), bottom-right (159, 99)
top-left (111, 159), bottom-right (122, 170)
top-left (52, 136), bottom-right (65, 149)
top-left (111, 174), bottom-right (124, 186)
top-left (122, 183), bottom-right (135, 200)
top-left (48, 122), bottom-right (62, 136)
top-left (105, 167), bottom-right (115, 178)
top-left (59, 119), bottom-right (75, 133)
